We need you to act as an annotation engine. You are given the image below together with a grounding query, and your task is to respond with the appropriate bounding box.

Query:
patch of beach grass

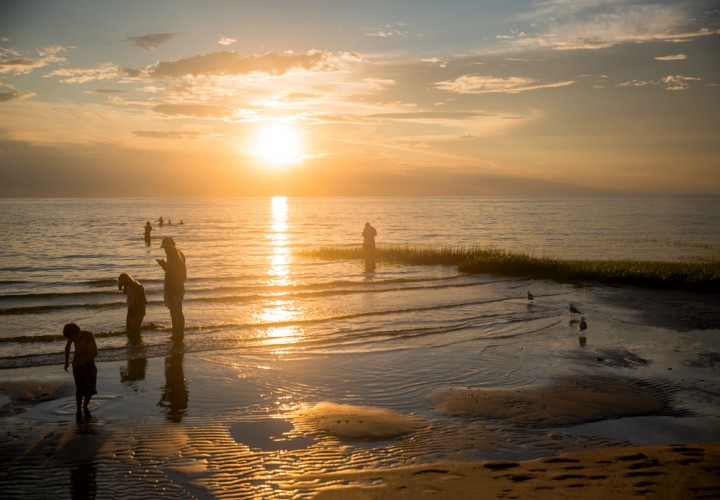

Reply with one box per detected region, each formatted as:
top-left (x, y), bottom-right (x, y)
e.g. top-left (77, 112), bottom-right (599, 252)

top-left (298, 245), bottom-right (720, 292)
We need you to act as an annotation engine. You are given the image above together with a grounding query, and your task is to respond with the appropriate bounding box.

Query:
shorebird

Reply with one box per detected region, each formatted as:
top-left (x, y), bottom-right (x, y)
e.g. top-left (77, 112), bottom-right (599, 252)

top-left (527, 291), bottom-right (534, 302)
top-left (578, 317), bottom-right (587, 333)
top-left (569, 303), bottom-right (583, 315)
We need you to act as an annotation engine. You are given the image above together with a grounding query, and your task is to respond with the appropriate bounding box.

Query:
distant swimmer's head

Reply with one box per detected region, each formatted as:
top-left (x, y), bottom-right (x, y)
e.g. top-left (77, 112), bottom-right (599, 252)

top-left (160, 236), bottom-right (176, 249)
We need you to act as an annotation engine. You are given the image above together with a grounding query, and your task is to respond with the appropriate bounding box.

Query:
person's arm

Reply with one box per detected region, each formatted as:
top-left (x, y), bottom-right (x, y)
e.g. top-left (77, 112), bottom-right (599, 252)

top-left (156, 258), bottom-right (167, 270)
top-left (64, 339), bottom-right (72, 371)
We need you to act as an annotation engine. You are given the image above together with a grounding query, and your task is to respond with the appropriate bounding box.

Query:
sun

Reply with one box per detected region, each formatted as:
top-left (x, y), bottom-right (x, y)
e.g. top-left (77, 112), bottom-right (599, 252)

top-left (251, 122), bottom-right (302, 166)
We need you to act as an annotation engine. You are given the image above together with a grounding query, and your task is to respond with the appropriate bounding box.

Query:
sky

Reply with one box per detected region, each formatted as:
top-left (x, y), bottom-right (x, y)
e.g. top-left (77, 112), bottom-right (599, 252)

top-left (1, 0), bottom-right (719, 197)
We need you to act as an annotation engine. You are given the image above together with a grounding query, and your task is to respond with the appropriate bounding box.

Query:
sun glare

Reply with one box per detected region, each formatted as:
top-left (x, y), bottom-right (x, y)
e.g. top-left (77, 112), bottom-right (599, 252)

top-left (252, 122), bottom-right (302, 166)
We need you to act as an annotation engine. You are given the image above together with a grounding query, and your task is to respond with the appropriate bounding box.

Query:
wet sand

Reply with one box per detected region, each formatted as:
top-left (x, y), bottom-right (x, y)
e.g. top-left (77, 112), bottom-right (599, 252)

top-left (1, 285), bottom-right (719, 498)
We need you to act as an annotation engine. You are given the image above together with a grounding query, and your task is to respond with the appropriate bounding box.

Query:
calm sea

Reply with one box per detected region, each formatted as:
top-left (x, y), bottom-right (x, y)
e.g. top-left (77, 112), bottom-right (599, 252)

top-left (1, 196), bottom-right (718, 371)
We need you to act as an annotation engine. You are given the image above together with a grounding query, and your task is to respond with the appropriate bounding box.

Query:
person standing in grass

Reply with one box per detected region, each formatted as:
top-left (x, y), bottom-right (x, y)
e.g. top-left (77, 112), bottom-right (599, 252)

top-left (157, 236), bottom-right (187, 338)
top-left (63, 322), bottom-right (98, 419)
top-left (362, 222), bottom-right (377, 270)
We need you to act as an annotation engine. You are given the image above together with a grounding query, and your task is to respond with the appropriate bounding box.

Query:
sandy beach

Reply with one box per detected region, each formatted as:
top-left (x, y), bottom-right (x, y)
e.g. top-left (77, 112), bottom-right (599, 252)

top-left (1, 285), bottom-right (719, 499)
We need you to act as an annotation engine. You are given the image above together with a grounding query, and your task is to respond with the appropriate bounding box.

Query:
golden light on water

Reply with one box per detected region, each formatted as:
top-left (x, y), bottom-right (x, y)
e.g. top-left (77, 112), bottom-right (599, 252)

top-left (258, 196), bottom-right (305, 350)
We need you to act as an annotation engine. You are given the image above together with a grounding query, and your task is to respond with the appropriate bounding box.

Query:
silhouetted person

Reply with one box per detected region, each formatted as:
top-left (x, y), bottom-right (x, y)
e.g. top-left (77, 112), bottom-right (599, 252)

top-left (118, 273), bottom-right (147, 343)
top-left (63, 323), bottom-right (98, 419)
top-left (362, 222), bottom-right (377, 251)
top-left (144, 221), bottom-right (153, 245)
top-left (157, 236), bottom-right (186, 338)
top-left (157, 216), bottom-right (164, 227)
top-left (362, 222), bottom-right (377, 269)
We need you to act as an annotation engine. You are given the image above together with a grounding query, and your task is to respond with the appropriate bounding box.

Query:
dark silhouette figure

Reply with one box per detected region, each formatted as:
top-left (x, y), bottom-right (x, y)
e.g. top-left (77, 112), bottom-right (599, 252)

top-left (159, 339), bottom-right (188, 422)
top-left (157, 216), bottom-right (164, 227)
top-left (157, 236), bottom-right (186, 338)
top-left (144, 221), bottom-right (153, 245)
top-left (118, 273), bottom-right (147, 343)
top-left (362, 222), bottom-right (377, 269)
top-left (63, 323), bottom-right (98, 419)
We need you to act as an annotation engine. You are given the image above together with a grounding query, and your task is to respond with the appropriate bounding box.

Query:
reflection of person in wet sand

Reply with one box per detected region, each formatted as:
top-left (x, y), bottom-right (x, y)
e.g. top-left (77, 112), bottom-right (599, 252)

top-left (63, 323), bottom-right (98, 419)
top-left (362, 222), bottom-right (377, 270)
top-left (118, 273), bottom-right (147, 344)
top-left (159, 340), bottom-right (188, 422)
top-left (156, 237), bottom-right (187, 338)
top-left (144, 221), bottom-right (153, 246)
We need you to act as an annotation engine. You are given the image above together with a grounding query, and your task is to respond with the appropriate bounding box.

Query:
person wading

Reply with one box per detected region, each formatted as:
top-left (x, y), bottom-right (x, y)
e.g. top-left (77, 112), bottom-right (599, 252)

top-left (156, 237), bottom-right (187, 338)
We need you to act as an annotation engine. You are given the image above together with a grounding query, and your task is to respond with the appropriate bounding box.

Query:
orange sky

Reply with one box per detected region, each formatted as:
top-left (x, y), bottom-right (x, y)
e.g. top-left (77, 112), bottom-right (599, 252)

top-left (1, 0), bottom-right (719, 196)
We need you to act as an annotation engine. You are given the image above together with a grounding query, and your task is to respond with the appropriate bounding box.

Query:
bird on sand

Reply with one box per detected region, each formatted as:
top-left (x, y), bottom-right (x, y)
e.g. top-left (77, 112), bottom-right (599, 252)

top-left (569, 303), bottom-right (583, 315)
top-left (527, 291), bottom-right (534, 302)
top-left (578, 317), bottom-right (587, 333)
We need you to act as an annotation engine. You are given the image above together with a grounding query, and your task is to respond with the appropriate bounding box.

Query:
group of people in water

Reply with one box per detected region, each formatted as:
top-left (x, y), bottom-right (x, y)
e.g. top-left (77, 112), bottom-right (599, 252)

top-left (63, 220), bottom-right (374, 420)
top-left (63, 221), bottom-right (188, 419)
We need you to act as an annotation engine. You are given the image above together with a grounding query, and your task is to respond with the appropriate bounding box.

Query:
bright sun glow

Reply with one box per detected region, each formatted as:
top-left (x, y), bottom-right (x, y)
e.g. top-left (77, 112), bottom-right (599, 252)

top-left (252, 122), bottom-right (302, 166)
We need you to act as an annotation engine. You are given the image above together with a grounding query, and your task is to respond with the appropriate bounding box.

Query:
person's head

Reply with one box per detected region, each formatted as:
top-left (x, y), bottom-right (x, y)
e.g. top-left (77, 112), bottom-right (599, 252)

top-left (63, 322), bottom-right (81, 339)
top-left (160, 236), bottom-right (175, 251)
top-left (118, 273), bottom-right (138, 292)
top-left (146, 221), bottom-right (151, 226)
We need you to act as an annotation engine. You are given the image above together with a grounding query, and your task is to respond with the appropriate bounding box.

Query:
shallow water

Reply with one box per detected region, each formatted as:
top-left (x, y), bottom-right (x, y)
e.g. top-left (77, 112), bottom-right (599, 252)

top-left (1, 197), bottom-right (719, 497)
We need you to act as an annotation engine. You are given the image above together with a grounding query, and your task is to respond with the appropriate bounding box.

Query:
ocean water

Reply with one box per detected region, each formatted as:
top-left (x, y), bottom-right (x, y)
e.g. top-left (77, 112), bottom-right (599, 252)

top-left (0, 196), bottom-right (718, 369)
top-left (1, 196), bottom-right (720, 466)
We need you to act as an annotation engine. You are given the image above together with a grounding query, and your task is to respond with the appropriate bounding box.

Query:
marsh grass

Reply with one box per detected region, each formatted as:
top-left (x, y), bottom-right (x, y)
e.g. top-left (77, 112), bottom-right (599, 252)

top-left (298, 245), bottom-right (720, 292)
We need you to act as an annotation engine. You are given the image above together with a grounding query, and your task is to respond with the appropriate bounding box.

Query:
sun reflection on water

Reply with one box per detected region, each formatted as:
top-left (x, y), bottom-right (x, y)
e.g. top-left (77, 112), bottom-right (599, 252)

top-left (258, 197), bottom-right (305, 351)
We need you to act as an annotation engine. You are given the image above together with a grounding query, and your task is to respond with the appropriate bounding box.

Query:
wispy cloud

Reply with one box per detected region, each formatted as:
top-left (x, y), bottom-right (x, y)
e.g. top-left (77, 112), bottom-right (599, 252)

top-left (655, 54), bottom-right (687, 61)
top-left (151, 103), bottom-right (233, 118)
top-left (511, 2), bottom-right (719, 51)
top-left (617, 74), bottom-right (701, 91)
top-left (0, 45), bottom-right (67, 75)
top-left (218, 37), bottom-right (236, 46)
top-left (133, 130), bottom-right (204, 139)
top-left (364, 23), bottom-right (408, 38)
top-left (125, 33), bottom-right (178, 50)
top-left (0, 81), bottom-right (36, 102)
top-left (436, 75), bottom-right (576, 94)
top-left (149, 50), bottom-right (354, 78)
top-left (47, 62), bottom-right (122, 83)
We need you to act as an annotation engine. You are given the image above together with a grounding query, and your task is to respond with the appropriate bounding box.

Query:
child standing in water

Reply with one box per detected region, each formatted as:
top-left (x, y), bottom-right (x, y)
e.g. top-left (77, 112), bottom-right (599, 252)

top-left (63, 323), bottom-right (98, 419)
top-left (118, 273), bottom-right (147, 343)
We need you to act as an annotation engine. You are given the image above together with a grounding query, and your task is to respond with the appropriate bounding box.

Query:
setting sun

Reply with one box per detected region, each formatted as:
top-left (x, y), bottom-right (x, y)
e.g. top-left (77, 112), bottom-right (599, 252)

top-left (251, 122), bottom-right (302, 167)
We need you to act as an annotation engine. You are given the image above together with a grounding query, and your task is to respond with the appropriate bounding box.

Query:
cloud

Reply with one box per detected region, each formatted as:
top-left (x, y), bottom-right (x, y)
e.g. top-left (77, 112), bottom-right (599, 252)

top-left (149, 50), bottom-right (345, 78)
top-left (0, 82), bottom-right (35, 102)
top-left (368, 111), bottom-right (493, 120)
top-left (0, 45), bottom-right (67, 75)
top-left (364, 23), bottom-right (408, 38)
top-left (617, 75), bottom-right (701, 91)
top-left (46, 62), bottom-right (122, 83)
top-left (125, 33), bottom-right (178, 50)
top-left (132, 130), bottom-right (204, 139)
top-left (655, 54), bottom-right (687, 61)
top-left (151, 103), bottom-right (232, 117)
top-left (218, 37), bottom-right (236, 46)
top-left (436, 75), bottom-right (576, 94)
top-left (661, 75), bottom-right (701, 91)
top-left (512, 2), bottom-right (719, 51)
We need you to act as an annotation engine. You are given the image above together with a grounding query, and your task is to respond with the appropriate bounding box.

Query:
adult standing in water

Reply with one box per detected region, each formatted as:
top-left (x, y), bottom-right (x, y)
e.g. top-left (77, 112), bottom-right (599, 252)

top-left (144, 221), bottom-right (153, 246)
top-left (157, 236), bottom-right (186, 338)
top-left (362, 222), bottom-right (377, 270)
top-left (118, 273), bottom-right (147, 343)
